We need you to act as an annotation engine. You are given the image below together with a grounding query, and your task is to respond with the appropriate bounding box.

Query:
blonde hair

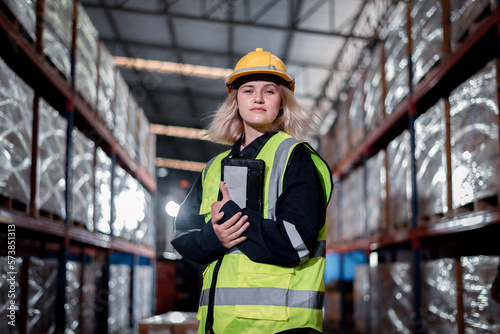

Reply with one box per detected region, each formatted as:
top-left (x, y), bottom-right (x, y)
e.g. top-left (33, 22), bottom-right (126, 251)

top-left (206, 85), bottom-right (319, 145)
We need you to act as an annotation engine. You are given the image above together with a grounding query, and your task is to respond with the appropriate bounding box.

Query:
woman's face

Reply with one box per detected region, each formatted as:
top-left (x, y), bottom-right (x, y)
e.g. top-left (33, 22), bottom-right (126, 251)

top-left (236, 80), bottom-right (282, 134)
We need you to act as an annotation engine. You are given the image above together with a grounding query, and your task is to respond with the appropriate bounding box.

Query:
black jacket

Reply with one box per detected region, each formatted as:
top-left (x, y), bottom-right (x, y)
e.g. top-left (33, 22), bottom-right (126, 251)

top-left (171, 132), bottom-right (328, 267)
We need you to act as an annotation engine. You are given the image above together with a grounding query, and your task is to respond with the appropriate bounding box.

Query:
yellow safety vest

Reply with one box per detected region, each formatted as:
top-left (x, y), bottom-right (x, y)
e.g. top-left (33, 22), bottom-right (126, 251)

top-left (198, 132), bottom-right (332, 334)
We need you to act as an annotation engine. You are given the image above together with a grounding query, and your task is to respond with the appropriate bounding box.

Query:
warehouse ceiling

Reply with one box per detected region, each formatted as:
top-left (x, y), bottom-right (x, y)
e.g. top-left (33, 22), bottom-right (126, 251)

top-left (81, 0), bottom-right (390, 201)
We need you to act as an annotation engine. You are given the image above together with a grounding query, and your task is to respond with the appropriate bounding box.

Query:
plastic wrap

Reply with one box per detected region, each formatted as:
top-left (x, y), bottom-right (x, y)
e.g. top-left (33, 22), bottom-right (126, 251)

top-left (26, 257), bottom-right (58, 334)
top-left (387, 130), bottom-right (412, 228)
top-left (135, 187), bottom-right (155, 248)
top-left (461, 255), bottom-right (500, 333)
top-left (334, 98), bottom-right (349, 162)
top-left (127, 95), bottom-right (139, 160)
top-left (370, 262), bottom-right (413, 334)
top-left (97, 43), bottom-right (116, 131)
top-left (43, 0), bottom-right (72, 79)
top-left (114, 70), bottom-right (130, 150)
top-left (349, 78), bottom-right (365, 149)
top-left (95, 147), bottom-right (112, 234)
top-left (421, 258), bottom-right (458, 333)
top-left (76, 3), bottom-right (98, 109)
top-left (81, 259), bottom-right (102, 334)
top-left (365, 150), bottom-right (386, 235)
top-left (4, 0), bottom-right (36, 41)
top-left (134, 265), bottom-right (154, 321)
top-left (0, 57), bottom-right (33, 206)
top-left (0, 257), bottom-right (22, 334)
top-left (340, 166), bottom-right (364, 242)
top-left (381, 2), bottom-right (409, 115)
top-left (415, 99), bottom-right (447, 219)
top-left (450, 0), bottom-right (495, 47)
top-left (326, 181), bottom-right (340, 247)
top-left (138, 108), bottom-right (152, 172)
top-left (411, 0), bottom-right (442, 84)
top-left (109, 264), bottom-right (131, 333)
top-left (363, 44), bottom-right (384, 133)
top-left (65, 261), bottom-right (82, 333)
top-left (71, 129), bottom-right (95, 231)
top-left (37, 98), bottom-right (66, 218)
top-left (353, 264), bottom-right (370, 334)
top-left (449, 60), bottom-right (499, 208)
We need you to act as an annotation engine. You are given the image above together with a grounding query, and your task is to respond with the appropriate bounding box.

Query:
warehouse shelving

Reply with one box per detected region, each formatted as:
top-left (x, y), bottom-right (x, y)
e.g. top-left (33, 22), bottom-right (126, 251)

top-left (0, 1), bottom-right (156, 333)
top-left (324, 1), bottom-right (500, 332)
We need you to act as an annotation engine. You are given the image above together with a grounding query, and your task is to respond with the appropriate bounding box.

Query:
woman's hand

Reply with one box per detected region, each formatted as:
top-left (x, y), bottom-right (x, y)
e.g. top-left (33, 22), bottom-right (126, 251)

top-left (210, 181), bottom-right (249, 248)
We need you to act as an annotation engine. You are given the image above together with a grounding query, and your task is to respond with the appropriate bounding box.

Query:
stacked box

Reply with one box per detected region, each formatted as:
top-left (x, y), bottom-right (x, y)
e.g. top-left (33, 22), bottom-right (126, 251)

top-left (326, 181), bottom-right (340, 247)
top-left (113, 70), bottom-right (130, 151)
top-left (0, 56), bottom-right (33, 207)
top-left (319, 126), bottom-right (337, 169)
top-left (461, 255), bottom-right (500, 332)
top-left (65, 260), bottom-right (82, 333)
top-left (37, 98), bottom-right (67, 218)
top-left (97, 43), bottom-right (116, 131)
top-left (450, 0), bottom-right (496, 48)
top-left (81, 259), bottom-right (102, 334)
top-left (95, 147), bottom-right (112, 234)
top-left (43, 0), bottom-right (72, 79)
top-left (26, 257), bottom-right (58, 334)
top-left (415, 99), bottom-right (447, 220)
top-left (387, 130), bottom-right (412, 229)
top-left (348, 77), bottom-right (365, 149)
top-left (449, 60), bottom-right (499, 209)
top-left (71, 129), bottom-right (95, 231)
top-left (4, 0), bottom-right (36, 41)
top-left (138, 108), bottom-right (152, 173)
top-left (369, 262), bottom-right (413, 334)
top-left (411, 0), bottom-right (443, 85)
top-left (363, 44), bottom-right (385, 134)
top-left (134, 265), bottom-right (154, 322)
top-left (353, 264), bottom-right (370, 334)
top-left (127, 95), bottom-right (139, 160)
top-left (135, 188), bottom-right (155, 248)
top-left (334, 98), bottom-right (350, 163)
top-left (340, 166), bottom-right (365, 241)
top-left (109, 264), bottom-right (131, 334)
top-left (76, 3), bottom-right (98, 109)
top-left (0, 257), bottom-right (22, 334)
top-left (421, 258), bottom-right (459, 333)
top-left (381, 2), bottom-right (409, 115)
top-left (365, 150), bottom-right (387, 235)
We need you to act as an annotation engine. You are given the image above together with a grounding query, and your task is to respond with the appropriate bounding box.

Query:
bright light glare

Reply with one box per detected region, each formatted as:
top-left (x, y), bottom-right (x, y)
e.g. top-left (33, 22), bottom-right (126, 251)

top-left (166, 201), bottom-right (180, 217)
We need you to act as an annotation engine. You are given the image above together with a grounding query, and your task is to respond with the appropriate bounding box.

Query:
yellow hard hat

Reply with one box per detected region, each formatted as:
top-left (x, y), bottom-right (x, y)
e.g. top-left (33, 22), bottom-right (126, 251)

top-left (225, 48), bottom-right (295, 94)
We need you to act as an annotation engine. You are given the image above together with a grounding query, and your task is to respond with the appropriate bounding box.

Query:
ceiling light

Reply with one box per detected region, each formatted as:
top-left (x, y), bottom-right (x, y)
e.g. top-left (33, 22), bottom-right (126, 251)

top-left (114, 56), bottom-right (233, 79)
top-left (156, 157), bottom-right (206, 172)
top-left (150, 124), bottom-right (210, 141)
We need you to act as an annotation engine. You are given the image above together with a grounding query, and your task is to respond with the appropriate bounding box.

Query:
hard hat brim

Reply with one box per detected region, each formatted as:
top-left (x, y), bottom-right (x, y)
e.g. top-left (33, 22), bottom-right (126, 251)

top-left (225, 67), bottom-right (295, 94)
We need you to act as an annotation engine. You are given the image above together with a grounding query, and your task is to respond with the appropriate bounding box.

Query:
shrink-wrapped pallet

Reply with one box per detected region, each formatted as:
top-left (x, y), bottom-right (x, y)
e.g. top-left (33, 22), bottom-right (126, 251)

top-left (95, 147), bottom-right (112, 234)
top-left (4, 0), bottom-right (36, 41)
top-left (127, 95), bottom-right (139, 161)
top-left (97, 42), bottom-right (116, 131)
top-left (421, 258), bottom-right (459, 333)
top-left (326, 181), bottom-right (340, 247)
top-left (114, 70), bottom-right (130, 151)
top-left (137, 108), bottom-right (152, 173)
top-left (461, 255), bottom-right (500, 333)
top-left (415, 99), bottom-right (447, 220)
top-left (340, 166), bottom-right (365, 242)
top-left (43, 0), bottom-right (72, 79)
top-left (81, 258), bottom-right (102, 334)
top-left (109, 264), bottom-right (131, 333)
top-left (76, 3), bottom-right (98, 109)
top-left (27, 257), bottom-right (58, 334)
top-left (387, 130), bottom-right (412, 229)
top-left (134, 265), bottom-right (154, 322)
top-left (37, 98), bottom-right (66, 218)
top-left (363, 44), bottom-right (385, 134)
top-left (0, 57), bottom-right (33, 207)
top-left (370, 262), bottom-right (413, 334)
top-left (71, 129), bottom-right (95, 231)
top-left (353, 264), bottom-right (370, 334)
top-left (134, 184), bottom-right (154, 247)
top-left (0, 257), bottom-right (22, 334)
top-left (365, 150), bottom-right (387, 236)
top-left (411, 0), bottom-right (443, 85)
top-left (381, 2), bottom-right (409, 115)
top-left (65, 261), bottom-right (82, 333)
top-left (334, 98), bottom-right (350, 163)
top-left (449, 60), bottom-right (499, 209)
top-left (348, 76), bottom-right (365, 149)
top-left (450, 0), bottom-right (496, 48)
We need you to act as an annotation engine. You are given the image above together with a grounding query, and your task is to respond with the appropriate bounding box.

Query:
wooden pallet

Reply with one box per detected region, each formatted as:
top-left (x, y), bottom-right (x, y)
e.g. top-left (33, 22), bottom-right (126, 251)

top-left (453, 194), bottom-right (498, 215)
top-left (0, 194), bottom-right (28, 213)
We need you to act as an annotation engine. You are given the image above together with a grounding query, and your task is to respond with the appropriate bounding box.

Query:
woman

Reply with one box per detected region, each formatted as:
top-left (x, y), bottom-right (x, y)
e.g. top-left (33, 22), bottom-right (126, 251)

top-left (171, 48), bottom-right (332, 334)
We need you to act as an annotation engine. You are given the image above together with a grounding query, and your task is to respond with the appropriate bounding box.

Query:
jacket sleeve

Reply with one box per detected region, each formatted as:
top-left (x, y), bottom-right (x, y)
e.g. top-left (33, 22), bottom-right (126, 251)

top-left (223, 144), bottom-right (329, 267)
top-left (170, 174), bottom-right (227, 264)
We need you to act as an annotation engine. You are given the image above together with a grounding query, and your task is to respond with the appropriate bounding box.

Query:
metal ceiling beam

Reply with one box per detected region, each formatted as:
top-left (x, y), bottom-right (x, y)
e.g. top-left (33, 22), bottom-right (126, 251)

top-left (81, 1), bottom-right (370, 39)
